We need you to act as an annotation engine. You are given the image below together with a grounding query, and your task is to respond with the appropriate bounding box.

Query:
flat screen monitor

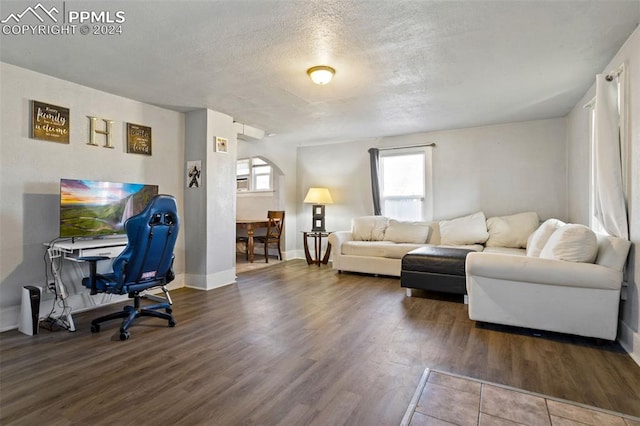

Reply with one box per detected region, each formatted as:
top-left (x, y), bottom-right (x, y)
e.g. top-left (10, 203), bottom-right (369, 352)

top-left (60, 178), bottom-right (159, 238)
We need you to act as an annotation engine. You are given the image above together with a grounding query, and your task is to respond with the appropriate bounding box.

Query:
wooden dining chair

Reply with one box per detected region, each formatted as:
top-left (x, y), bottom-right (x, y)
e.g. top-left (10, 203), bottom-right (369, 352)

top-left (253, 210), bottom-right (285, 263)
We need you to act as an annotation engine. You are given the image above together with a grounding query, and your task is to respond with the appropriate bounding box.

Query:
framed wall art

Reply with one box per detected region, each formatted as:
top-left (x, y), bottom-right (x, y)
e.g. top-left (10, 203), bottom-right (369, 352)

top-left (187, 160), bottom-right (202, 189)
top-left (215, 136), bottom-right (228, 153)
top-left (31, 100), bottom-right (70, 144)
top-left (126, 123), bottom-right (152, 155)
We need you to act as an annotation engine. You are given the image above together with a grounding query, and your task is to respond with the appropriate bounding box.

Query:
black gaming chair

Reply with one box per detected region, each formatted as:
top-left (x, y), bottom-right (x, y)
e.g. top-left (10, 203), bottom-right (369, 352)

top-left (81, 194), bottom-right (180, 340)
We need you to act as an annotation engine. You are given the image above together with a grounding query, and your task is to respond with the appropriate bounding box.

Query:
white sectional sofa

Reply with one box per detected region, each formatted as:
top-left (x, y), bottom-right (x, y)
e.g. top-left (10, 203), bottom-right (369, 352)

top-left (329, 213), bottom-right (631, 341)
top-left (328, 212), bottom-right (536, 277)
top-left (466, 221), bottom-right (631, 341)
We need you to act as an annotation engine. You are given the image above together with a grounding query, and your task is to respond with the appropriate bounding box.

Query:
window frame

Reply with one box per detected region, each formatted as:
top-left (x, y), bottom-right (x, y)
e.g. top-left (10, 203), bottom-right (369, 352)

top-left (379, 148), bottom-right (432, 221)
top-left (236, 157), bottom-right (273, 193)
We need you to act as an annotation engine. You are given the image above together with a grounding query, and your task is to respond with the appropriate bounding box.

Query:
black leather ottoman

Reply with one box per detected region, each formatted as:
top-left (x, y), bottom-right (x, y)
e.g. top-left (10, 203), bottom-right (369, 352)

top-left (401, 246), bottom-right (474, 297)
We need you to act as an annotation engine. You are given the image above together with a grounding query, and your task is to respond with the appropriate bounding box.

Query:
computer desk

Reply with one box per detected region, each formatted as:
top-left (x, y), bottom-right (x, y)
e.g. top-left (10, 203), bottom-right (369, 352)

top-left (45, 237), bottom-right (128, 331)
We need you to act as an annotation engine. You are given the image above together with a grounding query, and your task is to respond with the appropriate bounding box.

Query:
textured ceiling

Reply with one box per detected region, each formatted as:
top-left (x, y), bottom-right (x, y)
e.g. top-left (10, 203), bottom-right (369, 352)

top-left (1, 0), bottom-right (639, 145)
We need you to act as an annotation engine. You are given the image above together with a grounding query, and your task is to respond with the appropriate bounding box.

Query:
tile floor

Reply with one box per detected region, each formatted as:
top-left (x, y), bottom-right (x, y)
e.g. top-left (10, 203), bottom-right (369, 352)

top-left (235, 251), bottom-right (282, 274)
top-left (404, 369), bottom-right (640, 426)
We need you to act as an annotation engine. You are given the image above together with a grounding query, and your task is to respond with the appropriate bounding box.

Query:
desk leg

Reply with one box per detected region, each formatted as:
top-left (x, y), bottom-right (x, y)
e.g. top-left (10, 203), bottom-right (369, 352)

top-left (64, 312), bottom-right (76, 332)
top-left (46, 246), bottom-right (76, 332)
top-left (247, 229), bottom-right (255, 263)
top-left (303, 233), bottom-right (313, 265)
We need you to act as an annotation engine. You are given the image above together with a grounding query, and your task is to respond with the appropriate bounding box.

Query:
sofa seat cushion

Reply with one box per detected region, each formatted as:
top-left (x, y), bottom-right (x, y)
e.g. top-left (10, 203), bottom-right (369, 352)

top-left (402, 246), bottom-right (474, 276)
top-left (482, 246), bottom-right (526, 256)
top-left (383, 243), bottom-right (431, 259)
top-left (437, 244), bottom-right (484, 252)
top-left (341, 241), bottom-right (395, 257)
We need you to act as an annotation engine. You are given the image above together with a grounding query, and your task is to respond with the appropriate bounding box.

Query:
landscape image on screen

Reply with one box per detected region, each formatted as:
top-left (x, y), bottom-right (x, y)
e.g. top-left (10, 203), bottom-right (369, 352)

top-left (60, 179), bottom-right (159, 238)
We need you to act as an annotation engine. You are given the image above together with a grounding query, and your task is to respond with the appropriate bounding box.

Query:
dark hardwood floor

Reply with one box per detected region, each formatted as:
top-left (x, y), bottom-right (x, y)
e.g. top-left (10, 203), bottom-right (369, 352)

top-left (1, 259), bottom-right (639, 425)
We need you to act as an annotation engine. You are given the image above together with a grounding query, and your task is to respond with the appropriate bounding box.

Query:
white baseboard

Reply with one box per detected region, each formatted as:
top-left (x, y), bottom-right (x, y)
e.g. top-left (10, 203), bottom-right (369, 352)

top-left (0, 305), bottom-right (21, 332)
top-left (281, 249), bottom-right (302, 260)
top-left (185, 270), bottom-right (236, 291)
top-left (619, 320), bottom-right (640, 367)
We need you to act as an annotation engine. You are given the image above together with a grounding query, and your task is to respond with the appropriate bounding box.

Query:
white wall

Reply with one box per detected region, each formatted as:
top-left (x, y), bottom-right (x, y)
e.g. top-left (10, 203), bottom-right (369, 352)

top-left (567, 27), bottom-right (640, 362)
top-left (184, 109), bottom-right (237, 290)
top-left (296, 119), bottom-right (568, 238)
top-left (0, 62), bottom-right (185, 330)
top-left (236, 190), bottom-right (282, 222)
top-left (205, 110), bottom-right (237, 285)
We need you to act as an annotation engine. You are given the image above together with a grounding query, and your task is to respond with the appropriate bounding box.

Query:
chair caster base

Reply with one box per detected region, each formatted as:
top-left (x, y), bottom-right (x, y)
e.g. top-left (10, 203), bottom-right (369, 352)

top-left (120, 331), bottom-right (130, 341)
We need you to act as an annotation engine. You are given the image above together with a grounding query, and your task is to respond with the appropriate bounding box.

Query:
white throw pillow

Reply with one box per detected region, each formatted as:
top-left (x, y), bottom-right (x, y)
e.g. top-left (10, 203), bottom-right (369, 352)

top-left (383, 220), bottom-right (431, 244)
top-left (351, 216), bottom-right (388, 241)
top-left (439, 212), bottom-right (489, 246)
top-left (540, 224), bottom-right (598, 263)
top-left (526, 218), bottom-right (565, 257)
top-left (485, 212), bottom-right (539, 248)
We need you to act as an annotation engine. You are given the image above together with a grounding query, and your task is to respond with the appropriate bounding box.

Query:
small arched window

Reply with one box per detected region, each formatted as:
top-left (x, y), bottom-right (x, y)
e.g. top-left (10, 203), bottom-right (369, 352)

top-left (237, 157), bottom-right (273, 192)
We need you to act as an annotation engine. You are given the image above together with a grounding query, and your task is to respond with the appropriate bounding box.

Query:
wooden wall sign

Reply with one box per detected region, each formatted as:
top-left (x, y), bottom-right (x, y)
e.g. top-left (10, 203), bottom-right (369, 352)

top-left (126, 123), bottom-right (152, 155)
top-left (31, 100), bottom-right (70, 144)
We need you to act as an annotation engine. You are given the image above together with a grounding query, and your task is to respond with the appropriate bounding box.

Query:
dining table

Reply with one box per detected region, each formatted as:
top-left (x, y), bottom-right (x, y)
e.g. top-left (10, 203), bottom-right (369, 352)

top-left (236, 219), bottom-right (270, 263)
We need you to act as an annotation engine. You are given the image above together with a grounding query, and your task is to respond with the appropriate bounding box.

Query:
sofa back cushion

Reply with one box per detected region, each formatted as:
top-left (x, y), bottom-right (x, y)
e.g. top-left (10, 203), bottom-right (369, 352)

top-left (595, 233), bottom-right (631, 271)
top-left (439, 212), bottom-right (489, 246)
top-left (383, 220), bottom-right (431, 244)
top-left (540, 224), bottom-right (598, 263)
top-left (526, 218), bottom-right (565, 257)
top-left (485, 212), bottom-right (539, 248)
top-left (351, 216), bottom-right (389, 241)
top-left (427, 221), bottom-right (441, 244)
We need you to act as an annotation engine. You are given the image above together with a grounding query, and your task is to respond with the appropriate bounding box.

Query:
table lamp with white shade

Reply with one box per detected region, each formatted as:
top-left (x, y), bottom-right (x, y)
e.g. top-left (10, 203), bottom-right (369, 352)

top-left (304, 187), bottom-right (333, 232)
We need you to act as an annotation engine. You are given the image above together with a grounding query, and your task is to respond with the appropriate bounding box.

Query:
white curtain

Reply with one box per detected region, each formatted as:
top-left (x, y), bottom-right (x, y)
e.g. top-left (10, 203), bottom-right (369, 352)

top-left (593, 73), bottom-right (628, 240)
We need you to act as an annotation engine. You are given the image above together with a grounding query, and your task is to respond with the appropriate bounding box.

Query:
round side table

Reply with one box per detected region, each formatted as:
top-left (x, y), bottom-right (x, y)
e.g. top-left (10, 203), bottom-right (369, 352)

top-left (302, 231), bottom-right (332, 266)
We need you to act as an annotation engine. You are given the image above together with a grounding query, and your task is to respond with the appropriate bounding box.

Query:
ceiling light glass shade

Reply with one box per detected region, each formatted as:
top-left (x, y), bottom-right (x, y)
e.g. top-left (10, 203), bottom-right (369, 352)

top-left (307, 66), bottom-right (335, 85)
top-left (303, 187), bottom-right (334, 204)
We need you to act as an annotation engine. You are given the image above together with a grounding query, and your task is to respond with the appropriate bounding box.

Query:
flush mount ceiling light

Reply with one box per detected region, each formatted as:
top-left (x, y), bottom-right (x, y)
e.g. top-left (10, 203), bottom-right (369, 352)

top-left (307, 65), bottom-right (335, 85)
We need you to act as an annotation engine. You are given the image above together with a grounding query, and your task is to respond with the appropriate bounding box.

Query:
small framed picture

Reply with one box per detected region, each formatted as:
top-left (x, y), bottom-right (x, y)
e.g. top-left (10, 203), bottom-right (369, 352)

top-left (126, 123), bottom-right (152, 155)
top-left (187, 160), bottom-right (202, 189)
top-left (215, 136), bottom-right (228, 153)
